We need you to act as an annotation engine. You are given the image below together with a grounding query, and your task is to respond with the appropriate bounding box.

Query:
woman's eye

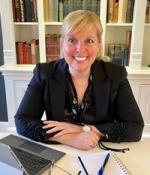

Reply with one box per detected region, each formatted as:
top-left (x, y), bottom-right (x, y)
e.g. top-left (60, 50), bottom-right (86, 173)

top-left (67, 38), bottom-right (76, 44)
top-left (86, 39), bottom-right (94, 44)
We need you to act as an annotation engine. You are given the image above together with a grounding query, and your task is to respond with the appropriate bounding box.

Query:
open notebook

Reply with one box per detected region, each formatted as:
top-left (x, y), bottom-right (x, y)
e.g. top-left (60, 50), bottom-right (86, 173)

top-left (77, 151), bottom-right (131, 175)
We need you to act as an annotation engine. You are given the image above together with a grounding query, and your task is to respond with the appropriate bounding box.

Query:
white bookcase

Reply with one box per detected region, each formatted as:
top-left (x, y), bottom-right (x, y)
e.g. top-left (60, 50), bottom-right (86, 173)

top-left (0, 0), bottom-right (150, 132)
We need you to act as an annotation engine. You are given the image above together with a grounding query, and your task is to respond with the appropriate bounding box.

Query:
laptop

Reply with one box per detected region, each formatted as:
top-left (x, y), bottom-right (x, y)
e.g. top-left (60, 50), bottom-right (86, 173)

top-left (0, 134), bottom-right (65, 175)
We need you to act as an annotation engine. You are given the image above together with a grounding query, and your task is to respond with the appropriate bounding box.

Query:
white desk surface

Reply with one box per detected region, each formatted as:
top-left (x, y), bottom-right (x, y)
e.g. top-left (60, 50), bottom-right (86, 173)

top-left (0, 132), bottom-right (150, 175)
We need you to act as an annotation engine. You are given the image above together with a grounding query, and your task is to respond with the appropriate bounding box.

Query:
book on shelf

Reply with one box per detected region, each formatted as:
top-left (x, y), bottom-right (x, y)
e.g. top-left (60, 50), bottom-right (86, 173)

top-left (12, 0), bottom-right (21, 22)
top-left (23, 42), bottom-right (31, 64)
top-left (58, 0), bottom-right (64, 22)
top-left (30, 39), bottom-right (39, 64)
top-left (113, 0), bottom-right (119, 23)
top-left (145, 0), bottom-right (150, 23)
top-left (107, 0), bottom-right (116, 23)
top-left (126, 0), bottom-right (135, 23)
top-left (118, 0), bottom-right (128, 23)
top-left (43, 0), bottom-right (50, 22)
top-left (107, 0), bottom-right (135, 23)
top-left (16, 41), bottom-right (24, 64)
top-left (125, 30), bottom-right (132, 66)
top-left (24, 0), bottom-right (38, 22)
top-left (16, 39), bottom-right (39, 64)
top-left (88, 0), bottom-right (100, 16)
top-left (12, 0), bottom-right (38, 22)
top-left (52, 0), bottom-right (59, 21)
top-left (45, 34), bottom-right (61, 62)
top-left (19, 0), bottom-right (25, 22)
top-left (123, 48), bottom-right (129, 66)
top-left (43, 0), bottom-right (58, 22)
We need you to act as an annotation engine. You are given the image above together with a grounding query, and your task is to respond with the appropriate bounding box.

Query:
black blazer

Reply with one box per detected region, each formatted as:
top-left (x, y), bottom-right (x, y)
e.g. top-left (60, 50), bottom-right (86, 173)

top-left (15, 59), bottom-right (144, 142)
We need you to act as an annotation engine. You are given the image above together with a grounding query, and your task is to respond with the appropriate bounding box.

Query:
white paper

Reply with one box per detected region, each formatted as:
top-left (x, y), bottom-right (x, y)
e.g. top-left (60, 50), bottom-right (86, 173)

top-left (77, 151), bottom-right (110, 174)
top-left (77, 151), bottom-right (130, 175)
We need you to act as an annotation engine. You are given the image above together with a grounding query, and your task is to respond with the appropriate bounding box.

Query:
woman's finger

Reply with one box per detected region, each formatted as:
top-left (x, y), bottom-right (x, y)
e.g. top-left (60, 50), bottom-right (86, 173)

top-left (46, 125), bottom-right (64, 134)
top-left (52, 129), bottom-right (69, 138)
top-left (42, 121), bottom-right (61, 129)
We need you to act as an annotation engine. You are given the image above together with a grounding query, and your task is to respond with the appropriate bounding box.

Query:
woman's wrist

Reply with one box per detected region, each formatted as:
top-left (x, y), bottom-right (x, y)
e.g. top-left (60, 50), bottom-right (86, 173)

top-left (81, 124), bottom-right (91, 132)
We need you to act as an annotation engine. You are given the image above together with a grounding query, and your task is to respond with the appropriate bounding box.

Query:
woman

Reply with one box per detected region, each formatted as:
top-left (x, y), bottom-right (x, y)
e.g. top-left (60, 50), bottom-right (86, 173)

top-left (15, 10), bottom-right (144, 150)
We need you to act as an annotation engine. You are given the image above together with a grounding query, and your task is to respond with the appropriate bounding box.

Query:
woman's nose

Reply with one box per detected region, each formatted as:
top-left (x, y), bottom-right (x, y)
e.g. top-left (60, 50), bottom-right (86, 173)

top-left (76, 42), bottom-right (86, 54)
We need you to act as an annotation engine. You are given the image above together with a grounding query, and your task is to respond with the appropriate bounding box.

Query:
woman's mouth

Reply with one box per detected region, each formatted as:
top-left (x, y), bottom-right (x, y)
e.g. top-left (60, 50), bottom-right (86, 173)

top-left (75, 57), bottom-right (87, 61)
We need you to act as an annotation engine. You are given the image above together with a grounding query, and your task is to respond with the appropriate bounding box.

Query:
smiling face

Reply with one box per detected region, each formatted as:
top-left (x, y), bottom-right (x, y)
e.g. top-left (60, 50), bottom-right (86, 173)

top-left (63, 26), bottom-right (100, 76)
top-left (61, 10), bottom-right (103, 77)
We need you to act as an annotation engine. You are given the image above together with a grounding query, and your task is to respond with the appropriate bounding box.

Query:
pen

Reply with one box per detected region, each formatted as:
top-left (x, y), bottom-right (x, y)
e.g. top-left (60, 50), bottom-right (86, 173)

top-left (98, 153), bottom-right (110, 175)
top-left (78, 156), bottom-right (89, 175)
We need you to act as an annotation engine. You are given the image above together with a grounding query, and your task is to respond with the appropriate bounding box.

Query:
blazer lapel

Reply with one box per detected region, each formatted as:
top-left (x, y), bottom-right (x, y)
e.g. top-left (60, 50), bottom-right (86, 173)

top-left (92, 61), bottom-right (110, 122)
top-left (49, 61), bottom-right (67, 121)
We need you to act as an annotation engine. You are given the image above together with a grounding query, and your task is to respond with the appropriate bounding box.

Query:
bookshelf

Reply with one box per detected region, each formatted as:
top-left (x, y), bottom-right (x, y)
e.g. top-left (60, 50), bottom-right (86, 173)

top-left (1, 0), bottom-right (149, 67)
top-left (0, 0), bottom-right (150, 132)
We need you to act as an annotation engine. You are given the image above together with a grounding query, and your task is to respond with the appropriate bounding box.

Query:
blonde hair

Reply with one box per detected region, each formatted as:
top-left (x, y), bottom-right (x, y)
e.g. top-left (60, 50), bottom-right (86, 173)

top-left (61, 10), bottom-right (105, 60)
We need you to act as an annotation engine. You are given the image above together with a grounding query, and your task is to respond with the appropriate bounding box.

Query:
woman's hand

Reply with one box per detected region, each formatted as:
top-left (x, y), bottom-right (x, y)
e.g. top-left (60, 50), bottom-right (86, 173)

top-left (42, 120), bottom-right (104, 150)
top-left (42, 120), bottom-right (82, 137)
top-left (49, 132), bottom-right (100, 150)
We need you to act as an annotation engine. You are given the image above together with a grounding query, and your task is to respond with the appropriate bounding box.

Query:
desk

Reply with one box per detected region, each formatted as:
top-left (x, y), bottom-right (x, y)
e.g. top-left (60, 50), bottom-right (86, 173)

top-left (0, 132), bottom-right (150, 175)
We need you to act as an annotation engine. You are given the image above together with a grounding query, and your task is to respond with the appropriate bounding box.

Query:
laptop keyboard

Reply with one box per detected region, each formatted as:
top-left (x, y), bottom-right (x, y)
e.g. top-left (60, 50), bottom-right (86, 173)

top-left (11, 147), bottom-right (51, 175)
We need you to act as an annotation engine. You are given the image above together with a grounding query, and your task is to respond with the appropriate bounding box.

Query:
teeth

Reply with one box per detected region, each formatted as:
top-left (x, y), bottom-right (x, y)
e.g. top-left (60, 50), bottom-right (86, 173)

top-left (75, 57), bottom-right (87, 61)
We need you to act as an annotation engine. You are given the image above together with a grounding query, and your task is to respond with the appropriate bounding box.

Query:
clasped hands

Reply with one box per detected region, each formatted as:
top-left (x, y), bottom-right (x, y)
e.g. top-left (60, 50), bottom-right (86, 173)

top-left (42, 120), bottom-right (103, 150)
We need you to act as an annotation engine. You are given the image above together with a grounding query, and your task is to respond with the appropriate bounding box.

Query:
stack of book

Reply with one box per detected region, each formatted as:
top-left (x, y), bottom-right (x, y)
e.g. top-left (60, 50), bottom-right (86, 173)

top-left (16, 39), bottom-right (39, 64)
top-left (107, 0), bottom-right (135, 23)
top-left (43, 0), bottom-right (100, 22)
top-left (12, 0), bottom-right (38, 22)
top-left (108, 43), bottom-right (126, 66)
top-left (108, 31), bottom-right (132, 66)
top-left (107, 30), bottom-right (132, 66)
top-left (61, 0), bottom-right (100, 21)
top-left (45, 34), bottom-right (61, 62)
